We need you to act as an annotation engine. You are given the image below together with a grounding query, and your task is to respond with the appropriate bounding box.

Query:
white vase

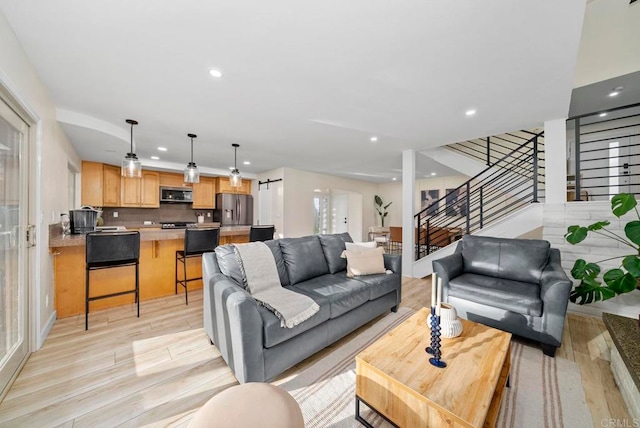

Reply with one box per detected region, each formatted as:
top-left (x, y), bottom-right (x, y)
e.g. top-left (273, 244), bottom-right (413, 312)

top-left (428, 303), bottom-right (463, 338)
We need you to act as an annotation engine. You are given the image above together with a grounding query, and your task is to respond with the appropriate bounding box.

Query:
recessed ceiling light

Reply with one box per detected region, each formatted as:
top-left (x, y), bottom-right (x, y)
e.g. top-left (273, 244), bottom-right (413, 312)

top-left (599, 113), bottom-right (608, 117)
top-left (370, 136), bottom-right (378, 142)
top-left (431, 172), bottom-right (437, 176)
top-left (465, 109), bottom-right (476, 116)
top-left (609, 86), bottom-right (623, 97)
top-left (151, 156), bottom-right (159, 160)
top-left (229, 166), bottom-right (234, 170)
top-left (392, 177), bottom-right (397, 181)
top-left (158, 147), bottom-right (167, 152)
top-left (209, 69), bottom-right (223, 78)
top-left (243, 161), bottom-right (251, 165)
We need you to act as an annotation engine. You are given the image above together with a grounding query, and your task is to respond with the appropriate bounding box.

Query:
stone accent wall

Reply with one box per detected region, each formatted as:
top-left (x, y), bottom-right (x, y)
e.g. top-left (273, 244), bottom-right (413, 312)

top-left (611, 346), bottom-right (640, 420)
top-left (543, 202), bottom-right (640, 318)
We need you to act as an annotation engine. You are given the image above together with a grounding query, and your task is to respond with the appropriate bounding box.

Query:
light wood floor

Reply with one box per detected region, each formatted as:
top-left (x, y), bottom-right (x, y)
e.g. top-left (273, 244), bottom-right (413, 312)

top-left (0, 277), bottom-right (630, 427)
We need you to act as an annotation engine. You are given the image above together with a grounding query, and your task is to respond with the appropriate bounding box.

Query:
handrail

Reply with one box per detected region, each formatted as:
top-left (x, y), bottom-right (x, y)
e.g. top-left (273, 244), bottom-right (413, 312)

top-left (448, 130), bottom-right (545, 167)
top-left (422, 130), bottom-right (544, 211)
top-left (567, 103), bottom-right (640, 201)
top-left (413, 130), bottom-right (544, 261)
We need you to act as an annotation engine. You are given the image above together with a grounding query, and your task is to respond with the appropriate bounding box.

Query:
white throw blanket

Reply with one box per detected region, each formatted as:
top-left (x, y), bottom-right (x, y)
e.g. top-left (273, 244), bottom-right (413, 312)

top-left (234, 242), bottom-right (319, 328)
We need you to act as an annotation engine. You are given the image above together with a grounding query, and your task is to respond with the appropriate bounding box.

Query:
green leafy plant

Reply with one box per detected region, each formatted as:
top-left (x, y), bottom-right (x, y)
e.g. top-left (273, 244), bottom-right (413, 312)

top-left (374, 195), bottom-right (392, 227)
top-left (565, 193), bottom-right (640, 304)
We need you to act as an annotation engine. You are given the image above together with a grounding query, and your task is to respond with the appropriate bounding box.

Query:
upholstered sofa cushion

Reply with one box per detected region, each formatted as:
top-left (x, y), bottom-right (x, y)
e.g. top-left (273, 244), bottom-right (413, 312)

top-left (318, 233), bottom-right (353, 274)
top-left (215, 242), bottom-right (290, 287)
top-left (461, 235), bottom-right (550, 284)
top-left (264, 239), bottom-right (289, 286)
top-left (449, 272), bottom-right (543, 316)
top-left (258, 287), bottom-right (330, 348)
top-left (280, 236), bottom-right (330, 285)
top-left (214, 245), bottom-right (244, 287)
top-left (353, 272), bottom-right (401, 301)
top-left (295, 274), bottom-right (370, 319)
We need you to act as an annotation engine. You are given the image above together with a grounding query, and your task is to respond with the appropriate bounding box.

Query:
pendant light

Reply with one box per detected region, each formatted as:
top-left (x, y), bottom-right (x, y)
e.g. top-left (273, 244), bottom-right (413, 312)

top-left (184, 133), bottom-right (200, 183)
top-left (121, 119), bottom-right (142, 178)
top-left (230, 143), bottom-right (242, 187)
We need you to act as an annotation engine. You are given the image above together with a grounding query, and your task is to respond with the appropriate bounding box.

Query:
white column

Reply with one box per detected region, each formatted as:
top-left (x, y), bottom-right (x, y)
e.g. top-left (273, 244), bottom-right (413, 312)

top-left (544, 119), bottom-right (568, 204)
top-left (402, 149), bottom-right (415, 277)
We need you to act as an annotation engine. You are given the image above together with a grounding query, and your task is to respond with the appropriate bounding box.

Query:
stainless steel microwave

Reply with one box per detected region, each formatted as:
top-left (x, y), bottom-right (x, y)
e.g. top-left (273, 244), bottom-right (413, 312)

top-left (159, 187), bottom-right (193, 203)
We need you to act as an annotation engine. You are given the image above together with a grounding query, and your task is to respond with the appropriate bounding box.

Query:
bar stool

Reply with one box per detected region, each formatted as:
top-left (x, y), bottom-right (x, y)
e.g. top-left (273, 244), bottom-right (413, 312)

top-left (85, 231), bottom-right (140, 330)
top-left (249, 225), bottom-right (275, 242)
top-left (176, 228), bottom-right (220, 305)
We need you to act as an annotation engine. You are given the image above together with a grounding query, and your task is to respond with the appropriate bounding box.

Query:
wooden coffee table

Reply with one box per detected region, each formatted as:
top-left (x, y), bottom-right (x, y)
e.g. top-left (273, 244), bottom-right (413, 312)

top-left (355, 308), bottom-right (511, 427)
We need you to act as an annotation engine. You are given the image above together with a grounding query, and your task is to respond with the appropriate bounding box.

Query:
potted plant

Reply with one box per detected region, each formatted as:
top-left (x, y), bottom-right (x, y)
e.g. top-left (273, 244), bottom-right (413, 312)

top-left (565, 193), bottom-right (640, 304)
top-left (374, 195), bottom-right (392, 227)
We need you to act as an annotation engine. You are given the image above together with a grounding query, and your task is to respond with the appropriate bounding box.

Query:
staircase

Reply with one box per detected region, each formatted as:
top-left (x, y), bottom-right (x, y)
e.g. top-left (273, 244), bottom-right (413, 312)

top-left (413, 131), bottom-right (545, 264)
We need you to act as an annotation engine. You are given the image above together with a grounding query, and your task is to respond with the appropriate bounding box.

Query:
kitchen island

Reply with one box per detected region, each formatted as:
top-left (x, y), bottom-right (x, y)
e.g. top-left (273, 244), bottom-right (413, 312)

top-left (49, 225), bottom-right (251, 318)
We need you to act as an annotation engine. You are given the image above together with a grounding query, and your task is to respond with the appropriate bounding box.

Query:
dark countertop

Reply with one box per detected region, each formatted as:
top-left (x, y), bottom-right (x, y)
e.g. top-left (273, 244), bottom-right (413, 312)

top-left (49, 223), bottom-right (251, 248)
top-left (602, 312), bottom-right (640, 390)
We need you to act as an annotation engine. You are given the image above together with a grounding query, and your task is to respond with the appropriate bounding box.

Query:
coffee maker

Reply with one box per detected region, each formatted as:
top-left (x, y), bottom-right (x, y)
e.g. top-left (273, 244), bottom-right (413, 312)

top-left (69, 208), bottom-right (98, 234)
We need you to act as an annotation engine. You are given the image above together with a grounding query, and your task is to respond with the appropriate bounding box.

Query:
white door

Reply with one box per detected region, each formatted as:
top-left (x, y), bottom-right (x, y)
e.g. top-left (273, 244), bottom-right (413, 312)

top-left (331, 193), bottom-right (349, 234)
top-left (0, 98), bottom-right (30, 397)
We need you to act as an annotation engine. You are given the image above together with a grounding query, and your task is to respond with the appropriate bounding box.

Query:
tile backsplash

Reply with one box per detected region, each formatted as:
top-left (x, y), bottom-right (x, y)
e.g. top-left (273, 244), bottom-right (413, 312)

top-left (101, 205), bottom-right (214, 226)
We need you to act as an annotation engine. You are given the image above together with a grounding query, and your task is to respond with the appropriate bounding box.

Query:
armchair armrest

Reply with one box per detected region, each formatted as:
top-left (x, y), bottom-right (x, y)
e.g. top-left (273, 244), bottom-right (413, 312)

top-left (432, 252), bottom-right (463, 301)
top-left (539, 249), bottom-right (572, 347)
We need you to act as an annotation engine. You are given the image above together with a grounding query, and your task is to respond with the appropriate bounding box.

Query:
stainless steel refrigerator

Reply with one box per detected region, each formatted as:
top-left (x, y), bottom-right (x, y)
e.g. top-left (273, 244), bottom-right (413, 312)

top-left (216, 193), bottom-right (253, 226)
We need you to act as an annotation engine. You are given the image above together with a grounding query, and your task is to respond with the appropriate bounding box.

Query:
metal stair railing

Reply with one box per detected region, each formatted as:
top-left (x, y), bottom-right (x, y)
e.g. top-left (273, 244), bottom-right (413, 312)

top-left (414, 131), bottom-right (544, 261)
top-left (447, 129), bottom-right (545, 168)
top-left (567, 102), bottom-right (640, 201)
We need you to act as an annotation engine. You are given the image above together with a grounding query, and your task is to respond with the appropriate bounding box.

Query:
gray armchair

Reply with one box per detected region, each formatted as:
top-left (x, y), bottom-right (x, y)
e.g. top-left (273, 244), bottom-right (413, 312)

top-left (432, 235), bottom-right (572, 357)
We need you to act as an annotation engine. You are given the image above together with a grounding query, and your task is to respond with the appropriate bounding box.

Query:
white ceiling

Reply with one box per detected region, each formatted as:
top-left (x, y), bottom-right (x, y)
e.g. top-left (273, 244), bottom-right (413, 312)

top-left (0, 0), bottom-right (586, 182)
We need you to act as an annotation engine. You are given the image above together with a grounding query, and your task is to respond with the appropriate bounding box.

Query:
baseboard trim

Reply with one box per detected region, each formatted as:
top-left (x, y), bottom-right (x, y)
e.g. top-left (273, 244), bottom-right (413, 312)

top-left (37, 310), bottom-right (56, 350)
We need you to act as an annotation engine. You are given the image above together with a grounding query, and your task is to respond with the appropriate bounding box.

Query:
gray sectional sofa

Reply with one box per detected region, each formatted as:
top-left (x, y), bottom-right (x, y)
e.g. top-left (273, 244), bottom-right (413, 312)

top-left (432, 235), bottom-right (572, 356)
top-left (202, 232), bottom-right (402, 383)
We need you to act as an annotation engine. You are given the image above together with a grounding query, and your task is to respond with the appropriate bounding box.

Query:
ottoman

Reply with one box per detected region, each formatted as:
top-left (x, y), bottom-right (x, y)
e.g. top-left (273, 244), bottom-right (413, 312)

top-left (189, 383), bottom-right (304, 428)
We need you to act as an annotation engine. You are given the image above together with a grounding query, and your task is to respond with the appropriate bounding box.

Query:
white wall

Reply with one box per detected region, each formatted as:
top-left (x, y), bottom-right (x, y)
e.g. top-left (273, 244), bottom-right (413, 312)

top-left (543, 202), bottom-right (640, 318)
top-left (376, 175), bottom-right (470, 227)
top-left (574, 0), bottom-right (640, 87)
top-left (256, 168), bottom-right (284, 239)
top-left (0, 11), bottom-right (81, 348)
top-left (279, 168), bottom-right (378, 240)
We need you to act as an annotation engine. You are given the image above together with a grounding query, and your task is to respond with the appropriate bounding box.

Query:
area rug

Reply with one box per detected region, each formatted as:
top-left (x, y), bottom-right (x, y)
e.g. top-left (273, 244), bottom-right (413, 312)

top-left (281, 308), bottom-right (592, 428)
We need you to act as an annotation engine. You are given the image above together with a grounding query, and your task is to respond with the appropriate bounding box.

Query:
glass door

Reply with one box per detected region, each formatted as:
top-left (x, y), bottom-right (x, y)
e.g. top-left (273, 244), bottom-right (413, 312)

top-left (0, 98), bottom-right (29, 397)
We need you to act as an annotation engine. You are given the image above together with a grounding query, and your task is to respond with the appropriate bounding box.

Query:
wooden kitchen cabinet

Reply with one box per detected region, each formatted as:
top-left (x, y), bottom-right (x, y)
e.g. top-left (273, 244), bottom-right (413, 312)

top-left (102, 164), bottom-right (121, 207)
top-left (159, 171), bottom-right (192, 188)
top-left (141, 171), bottom-right (160, 207)
top-left (192, 176), bottom-right (215, 209)
top-left (81, 161), bottom-right (103, 206)
top-left (121, 171), bottom-right (159, 207)
top-left (217, 177), bottom-right (252, 195)
top-left (120, 176), bottom-right (141, 207)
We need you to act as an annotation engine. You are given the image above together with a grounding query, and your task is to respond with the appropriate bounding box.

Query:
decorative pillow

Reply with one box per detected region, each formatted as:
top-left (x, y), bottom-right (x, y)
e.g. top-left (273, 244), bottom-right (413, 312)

top-left (344, 247), bottom-right (386, 277)
top-left (346, 241), bottom-right (378, 251)
top-left (341, 241), bottom-right (381, 258)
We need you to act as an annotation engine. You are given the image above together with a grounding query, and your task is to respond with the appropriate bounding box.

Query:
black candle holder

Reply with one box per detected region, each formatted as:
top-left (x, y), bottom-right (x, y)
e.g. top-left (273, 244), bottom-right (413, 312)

top-left (425, 307), bottom-right (446, 368)
top-left (425, 306), bottom-right (436, 355)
